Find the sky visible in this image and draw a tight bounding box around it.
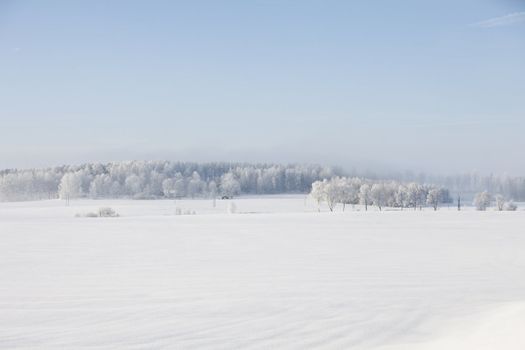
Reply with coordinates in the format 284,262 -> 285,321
1,0 -> 524,174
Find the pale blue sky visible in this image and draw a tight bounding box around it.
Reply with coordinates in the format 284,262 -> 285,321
1,0 -> 524,174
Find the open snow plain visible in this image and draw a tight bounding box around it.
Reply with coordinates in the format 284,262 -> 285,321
1,195 -> 525,349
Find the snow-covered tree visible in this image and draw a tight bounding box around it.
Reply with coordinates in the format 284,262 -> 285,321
495,194 -> 505,211
395,185 -> 408,209
359,184 -> 371,211
124,175 -> 142,196
220,172 -> 241,198
406,183 -> 423,210
310,180 -> 325,211
58,172 -> 83,204
324,179 -> 339,212
162,178 -> 176,198
473,191 -> 491,211
187,171 -> 205,198
89,174 -> 112,198
370,183 -> 385,211
426,187 -> 445,211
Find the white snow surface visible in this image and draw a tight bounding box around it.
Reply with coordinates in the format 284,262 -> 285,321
1,196 -> 525,349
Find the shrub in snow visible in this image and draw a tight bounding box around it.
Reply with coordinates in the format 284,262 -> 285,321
75,209 -> 117,218
504,201 -> 517,211
227,201 -> 237,214
98,207 -> 119,217
175,208 -> 196,215
473,191 -> 491,211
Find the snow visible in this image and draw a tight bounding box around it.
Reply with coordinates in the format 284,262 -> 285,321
1,195 -> 524,349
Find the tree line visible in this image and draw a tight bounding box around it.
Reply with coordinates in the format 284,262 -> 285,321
310,177 -> 519,211
0,161 -> 338,202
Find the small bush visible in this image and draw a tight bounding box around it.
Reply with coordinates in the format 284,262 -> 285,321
504,201 -> 518,211
175,208 -> 196,215
76,207 -> 119,218
98,207 -> 119,217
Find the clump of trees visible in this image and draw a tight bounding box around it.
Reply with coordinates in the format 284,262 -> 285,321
0,161 -> 339,202
474,192 -> 517,211
310,177 -> 451,211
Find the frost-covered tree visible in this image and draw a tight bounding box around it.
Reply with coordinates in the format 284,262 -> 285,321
173,173 -> 186,198
426,187 -> 447,211
162,178 -> 176,198
396,185 -> 408,209
370,183 -> 385,211
495,194 -> 505,211
406,183 -> 423,210
324,179 -> 339,212
337,177 -> 358,211
187,171 -> 205,198
125,174 -> 143,197
148,171 -> 166,197
473,191 -> 491,211
208,180 -> 218,207
310,180 -> 325,211
220,172 -> 241,198
59,172 -> 83,205
89,174 -> 112,198
359,184 -> 371,211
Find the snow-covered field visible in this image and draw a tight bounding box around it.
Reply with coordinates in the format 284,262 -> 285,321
1,196 -> 524,349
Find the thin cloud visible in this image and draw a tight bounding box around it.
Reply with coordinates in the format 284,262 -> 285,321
472,11 -> 525,28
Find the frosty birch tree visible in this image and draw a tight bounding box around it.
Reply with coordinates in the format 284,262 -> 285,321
208,180 -> 218,207
426,188 -> 441,211
310,180 -> 325,212
495,194 -> 505,211
370,183 -> 385,211
58,172 -> 83,205
324,180 -> 339,212
359,184 -> 371,211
